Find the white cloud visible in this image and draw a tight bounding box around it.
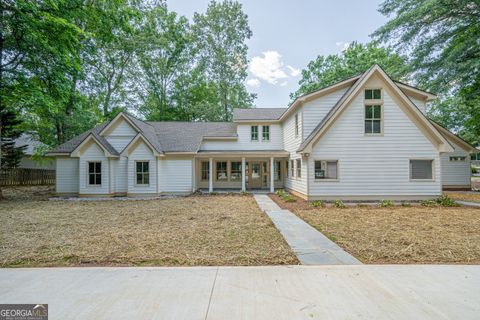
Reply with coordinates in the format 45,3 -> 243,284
246,78 -> 261,88
280,81 -> 288,87
250,51 -> 288,85
287,65 -> 300,77
335,41 -> 351,51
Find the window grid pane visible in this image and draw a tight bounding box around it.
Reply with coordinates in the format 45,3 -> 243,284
231,161 -> 242,180
88,162 -> 101,185
251,126 -> 258,141
262,126 -> 270,141
201,161 -> 209,180
216,161 -> 227,180
296,159 -> 301,178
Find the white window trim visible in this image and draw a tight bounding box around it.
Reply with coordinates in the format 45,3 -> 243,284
134,160 -> 150,186
250,125 -> 259,142
87,161 -> 102,187
313,159 -> 340,182
364,88 -> 384,136
409,158 -> 435,182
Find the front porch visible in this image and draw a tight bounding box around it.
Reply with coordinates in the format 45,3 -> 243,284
194,151 -> 289,193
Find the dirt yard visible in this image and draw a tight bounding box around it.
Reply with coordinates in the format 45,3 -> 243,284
0,186 -> 298,267
270,194 -> 480,264
446,192 -> 480,203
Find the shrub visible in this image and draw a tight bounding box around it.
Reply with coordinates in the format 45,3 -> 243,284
379,199 -> 394,207
436,195 -> 459,207
310,200 -> 325,208
276,189 -> 286,196
283,195 -> 296,203
333,200 -> 346,208
401,202 -> 411,207
472,166 -> 478,174
420,199 -> 438,207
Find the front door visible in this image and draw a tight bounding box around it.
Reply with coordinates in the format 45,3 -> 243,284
249,162 -> 262,189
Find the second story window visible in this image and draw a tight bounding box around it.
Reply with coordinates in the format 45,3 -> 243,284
262,126 -> 270,141
365,89 -> 381,100
251,125 -> 258,141
294,114 -> 299,137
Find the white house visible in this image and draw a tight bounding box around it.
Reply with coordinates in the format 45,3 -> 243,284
48,65 -> 478,200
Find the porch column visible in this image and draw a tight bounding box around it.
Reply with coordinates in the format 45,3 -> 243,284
270,157 -> 274,193
209,158 -> 213,193
241,157 -> 246,192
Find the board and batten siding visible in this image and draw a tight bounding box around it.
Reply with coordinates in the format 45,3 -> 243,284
105,119 -> 137,152
127,141 -> 157,195
78,142 -> 110,195
200,124 -> 283,151
158,157 -> 193,193
308,80 -> 441,199
440,141 -> 471,188
56,157 -> 78,193
282,108 -> 307,195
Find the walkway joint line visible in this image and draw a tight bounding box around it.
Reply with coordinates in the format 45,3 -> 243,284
204,266 -> 219,320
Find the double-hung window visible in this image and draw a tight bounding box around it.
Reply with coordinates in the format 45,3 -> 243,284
290,160 -> 295,177
230,161 -> 242,180
262,126 -> 270,141
251,126 -> 258,141
136,161 -> 150,185
314,160 -> 338,180
364,89 -> 382,134
410,159 -> 434,180
201,161 -> 209,181
216,161 -> 227,180
88,162 -> 102,185
274,160 -> 281,181
294,114 -> 299,137
296,159 -> 301,178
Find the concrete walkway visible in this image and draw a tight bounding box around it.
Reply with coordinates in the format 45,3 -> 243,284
254,194 -> 361,265
456,200 -> 480,207
1,266 -> 479,319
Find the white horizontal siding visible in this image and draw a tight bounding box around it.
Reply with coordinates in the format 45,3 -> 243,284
200,124 -> 283,150
409,96 -> 427,114
308,80 -> 441,198
127,142 -> 157,194
56,157 -> 78,193
105,119 -> 137,152
440,141 -> 471,186
115,156 -> 128,193
79,142 -> 110,195
302,87 -> 349,138
158,158 -> 193,193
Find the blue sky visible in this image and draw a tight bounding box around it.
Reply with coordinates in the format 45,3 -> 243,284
168,0 -> 388,108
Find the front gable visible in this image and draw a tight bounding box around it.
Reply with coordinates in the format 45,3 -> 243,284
299,65 -> 453,154
70,134 -> 117,158
121,134 -> 160,157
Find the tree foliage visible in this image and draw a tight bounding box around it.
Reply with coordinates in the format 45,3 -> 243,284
372,0 -> 480,145
291,42 -> 410,99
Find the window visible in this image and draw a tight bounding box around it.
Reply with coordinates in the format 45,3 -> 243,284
274,161 -> 281,181
296,159 -> 301,178
230,161 -> 242,180
262,125 -> 270,141
410,160 -> 433,180
450,156 -> 466,162
314,160 -> 338,180
201,161 -> 209,181
290,160 -> 295,177
251,126 -> 258,141
365,89 -> 381,100
365,105 -> 382,134
88,162 -> 101,185
294,114 -> 299,137
136,161 -> 150,185
216,161 -> 227,180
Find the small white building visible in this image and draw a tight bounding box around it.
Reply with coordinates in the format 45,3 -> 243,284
47,65 -> 478,199
15,134 -> 55,170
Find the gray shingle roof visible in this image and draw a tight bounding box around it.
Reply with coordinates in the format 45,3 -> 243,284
48,115 -> 238,154
233,108 -> 286,121
49,122 -> 119,156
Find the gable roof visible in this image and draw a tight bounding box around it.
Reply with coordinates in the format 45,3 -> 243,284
430,120 -> 479,153
233,108 -> 286,121
48,122 -> 119,156
70,133 -> 120,157
297,64 -> 453,153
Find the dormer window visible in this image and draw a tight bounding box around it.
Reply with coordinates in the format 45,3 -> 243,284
251,126 -> 258,141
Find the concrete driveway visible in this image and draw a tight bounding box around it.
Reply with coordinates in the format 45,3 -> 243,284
1,265 -> 479,319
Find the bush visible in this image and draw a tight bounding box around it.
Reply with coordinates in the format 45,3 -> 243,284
472,166 -> 478,174
401,202 -> 411,207
436,195 -> 459,207
333,200 -> 346,208
379,199 -> 394,207
310,200 -> 325,208
420,199 -> 438,207
283,195 -> 296,202
276,189 -> 286,196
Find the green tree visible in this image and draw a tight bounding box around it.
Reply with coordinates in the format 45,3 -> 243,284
193,0 -> 255,121
291,42 -> 410,99
373,0 -> 480,145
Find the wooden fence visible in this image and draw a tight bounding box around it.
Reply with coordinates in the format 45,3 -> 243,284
0,168 -> 55,186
